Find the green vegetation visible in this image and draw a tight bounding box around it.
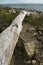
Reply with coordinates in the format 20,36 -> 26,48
0,6 -> 20,32
0,11 -> 19,26
0,5 -> 43,33
24,14 -> 43,26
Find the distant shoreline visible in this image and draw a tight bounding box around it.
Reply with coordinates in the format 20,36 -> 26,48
0,4 -> 43,12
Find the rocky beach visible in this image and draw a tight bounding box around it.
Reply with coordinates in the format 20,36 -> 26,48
0,6 -> 43,65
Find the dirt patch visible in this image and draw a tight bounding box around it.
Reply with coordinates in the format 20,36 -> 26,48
10,22 -> 43,65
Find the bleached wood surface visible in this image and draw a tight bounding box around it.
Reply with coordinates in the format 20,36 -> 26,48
0,10 -> 32,65
0,11 -> 27,65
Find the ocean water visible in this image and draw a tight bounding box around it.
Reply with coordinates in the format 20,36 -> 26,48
2,4 -> 43,12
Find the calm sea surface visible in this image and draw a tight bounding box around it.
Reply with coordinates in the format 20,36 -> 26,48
2,4 -> 43,12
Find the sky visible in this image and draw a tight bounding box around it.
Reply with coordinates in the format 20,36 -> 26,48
0,0 -> 43,4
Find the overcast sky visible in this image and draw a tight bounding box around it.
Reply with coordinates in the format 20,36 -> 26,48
0,0 -> 43,4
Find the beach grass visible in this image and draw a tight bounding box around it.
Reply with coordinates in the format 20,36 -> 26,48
0,6 -> 20,32
24,14 -> 43,25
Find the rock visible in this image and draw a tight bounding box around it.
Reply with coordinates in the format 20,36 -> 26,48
29,27 -> 36,31
40,63 -> 43,65
32,60 -> 37,65
39,31 -> 42,35
24,41 -> 36,56
32,32 -> 37,37
38,31 -> 43,36
37,36 -> 43,43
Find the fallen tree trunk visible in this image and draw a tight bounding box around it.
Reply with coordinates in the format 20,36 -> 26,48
0,11 -> 27,65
